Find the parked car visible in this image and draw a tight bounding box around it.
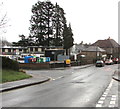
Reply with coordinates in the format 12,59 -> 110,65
105,59 -> 114,65
113,58 -> 119,64
96,60 -> 104,67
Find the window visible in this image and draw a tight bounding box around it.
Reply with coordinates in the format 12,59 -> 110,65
8,49 -> 11,52
2,48 -> 5,52
42,48 -> 44,52
30,48 -> 33,51
35,48 -> 38,52
19,49 -> 22,52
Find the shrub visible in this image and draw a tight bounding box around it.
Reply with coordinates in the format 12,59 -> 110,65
2,56 -> 19,71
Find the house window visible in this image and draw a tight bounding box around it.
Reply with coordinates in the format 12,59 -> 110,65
13,49 -> 16,52
30,48 -> 33,51
19,49 -> 22,52
2,48 -> 5,52
8,49 -> 11,52
35,48 -> 38,52
23,49 -> 27,53
42,48 -> 44,52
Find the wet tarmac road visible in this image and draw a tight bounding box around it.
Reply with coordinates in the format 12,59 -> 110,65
2,64 -> 119,107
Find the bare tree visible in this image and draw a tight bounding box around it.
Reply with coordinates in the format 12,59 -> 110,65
0,13 -> 7,29
0,2 -> 8,34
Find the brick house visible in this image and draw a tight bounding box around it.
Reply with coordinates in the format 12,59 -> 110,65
92,37 -> 120,58
77,46 -> 106,63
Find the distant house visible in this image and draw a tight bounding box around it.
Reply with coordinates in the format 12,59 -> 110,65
92,37 -> 120,58
77,46 -> 106,61
70,44 -> 87,60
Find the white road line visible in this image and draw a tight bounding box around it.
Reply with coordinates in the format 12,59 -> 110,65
112,95 -> 116,98
111,97 -> 116,101
109,105 -> 115,107
110,101 -> 116,105
57,76 -> 64,79
96,104 -> 102,107
96,79 -> 114,107
100,97 -> 106,100
98,101 -> 104,104
102,94 -> 107,97
52,76 -> 64,81
108,95 -> 117,107
103,92 -> 108,95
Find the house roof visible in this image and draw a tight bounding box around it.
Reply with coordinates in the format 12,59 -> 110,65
75,44 -> 86,51
92,38 -> 119,48
83,46 -> 105,52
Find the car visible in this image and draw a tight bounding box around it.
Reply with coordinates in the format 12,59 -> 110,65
105,59 -> 114,65
96,60 -> 104,67
113,58 -> 119,64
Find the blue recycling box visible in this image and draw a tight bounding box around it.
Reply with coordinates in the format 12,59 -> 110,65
24,56 -> 33,63
46,57 -> 50,62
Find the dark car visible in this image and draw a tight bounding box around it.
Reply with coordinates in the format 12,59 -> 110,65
96,60 -> 104,67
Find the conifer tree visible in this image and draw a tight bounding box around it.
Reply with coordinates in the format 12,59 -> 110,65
63,23 -> 74,55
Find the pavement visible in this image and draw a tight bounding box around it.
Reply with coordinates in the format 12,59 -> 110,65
0,64 -> 119,93
0,74 -> 51,92
112,68 -> 120,82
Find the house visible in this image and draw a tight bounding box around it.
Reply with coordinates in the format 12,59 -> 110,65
77,46 -> 106,63
70,44 -> 87,60
92,37 -> 120,58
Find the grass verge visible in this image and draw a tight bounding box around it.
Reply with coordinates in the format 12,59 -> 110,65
0,69 -> 32,83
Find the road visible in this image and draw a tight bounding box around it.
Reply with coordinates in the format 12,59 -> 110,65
2,64 -> 119,107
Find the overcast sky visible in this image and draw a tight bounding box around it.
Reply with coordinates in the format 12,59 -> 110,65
1,0 -> 119,44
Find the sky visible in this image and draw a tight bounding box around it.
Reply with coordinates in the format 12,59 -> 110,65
1,0 -> 119,44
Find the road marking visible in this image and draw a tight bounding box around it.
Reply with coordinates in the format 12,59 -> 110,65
96,104 -> 102,107
98,101 -> 104,104
112,95 -> 116,98
102,94 -> 107,97
103,92 -> 108,95
52,76 -> 64,81
109,105 -> 115,107
110,101 -> 116,105
96,79 -> 114,107
111,97 -> 116,101
100,97 -> 106,100
108,95 -> 117,107
57,76 -> 64,79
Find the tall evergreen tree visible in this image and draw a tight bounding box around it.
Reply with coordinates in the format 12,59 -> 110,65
29,0 -> 74,48
52,3 -> 67,46
63,23 -> 74,55
29,1 -> 54,46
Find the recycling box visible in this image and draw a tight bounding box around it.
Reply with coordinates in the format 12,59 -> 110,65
24,56 -> 33,63
46,57 -> 50,62
42,57 -> 46,62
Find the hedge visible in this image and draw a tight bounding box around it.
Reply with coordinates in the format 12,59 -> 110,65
2,56 -> 19,71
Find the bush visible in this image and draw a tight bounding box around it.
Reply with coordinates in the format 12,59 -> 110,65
2,56 -> 19,71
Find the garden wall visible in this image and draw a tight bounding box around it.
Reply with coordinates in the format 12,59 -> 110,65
19,63 -> 50,70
